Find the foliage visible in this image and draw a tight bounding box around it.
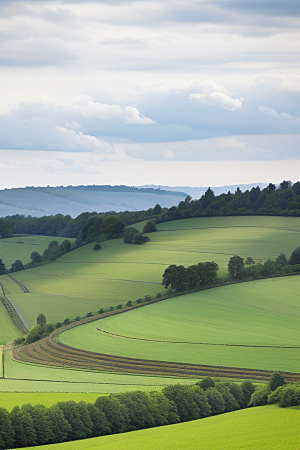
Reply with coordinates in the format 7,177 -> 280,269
268,372 -> 286,391
249,386 -> 270,407
228,255 -> 244,280
10,259 -> 24,272
289,246 -> 300,265
162,261 -> 218,292
0,259 -> 6,275
101,216 -> 125,238
245,256 -> 255,265
276,253 -> 287,266
0,219 -> 13,238
93,243 -> 101,250
30,251 -> 42,264
123,227 -> 139,243
143,219 -> 157,233
196,377 -> 215,391
37,313 -> 46,328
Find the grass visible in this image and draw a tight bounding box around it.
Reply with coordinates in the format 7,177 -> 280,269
0,300 -> 20,344
0,235 -> 74,268
2,350 -> 197,393
1,216 -> 299,324
59,276 -> 300,373
0,392 -> 107,411
20,405 -> 300,450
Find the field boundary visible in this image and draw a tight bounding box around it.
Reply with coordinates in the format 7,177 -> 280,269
96,328 -> 300,349
0,281 -> 29,334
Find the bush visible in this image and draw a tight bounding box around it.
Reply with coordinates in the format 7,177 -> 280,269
268,372 -> 286,391
196,377 -> 215,391
249,386 -> 270,406
93,243 -> 101,250
143,220 -> 157,233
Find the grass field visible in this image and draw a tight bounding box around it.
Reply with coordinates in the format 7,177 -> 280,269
59,276 -> 300,373
1,216 -> 299,325
20,405 -> 300,450
0,235 -> 74,268
0,392 -> 107,411
2,350 -> 197,394
0,300 -> 20,344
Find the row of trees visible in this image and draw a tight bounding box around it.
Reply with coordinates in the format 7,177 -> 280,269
162,262 -> 219,293
228,246 -> 300,281
3,181 -> 299,243
156,181 -> 300,222
0,378 -> 258,449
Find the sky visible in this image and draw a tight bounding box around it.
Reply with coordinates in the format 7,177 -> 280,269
0,0 -> 299,189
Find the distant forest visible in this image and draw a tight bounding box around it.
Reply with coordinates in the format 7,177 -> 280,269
1,180 -> 299,242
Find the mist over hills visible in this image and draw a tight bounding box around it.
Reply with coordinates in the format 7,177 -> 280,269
0,183 -> 267,218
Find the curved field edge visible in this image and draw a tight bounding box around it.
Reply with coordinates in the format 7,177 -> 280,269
57,276 -> 300,373
20,405 -> 300,450
3,216 -> 300,324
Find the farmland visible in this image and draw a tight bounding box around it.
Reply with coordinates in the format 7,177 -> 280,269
19,405 -> 300,450
0,235 -> 74,268
0,216 -> 299,325
57,276 -> 300,373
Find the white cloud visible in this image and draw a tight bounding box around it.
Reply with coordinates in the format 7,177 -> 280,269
72,96 -> 155,125
56,126 -> 114,152
189,92 -> 243,111
259,106 -> 300,123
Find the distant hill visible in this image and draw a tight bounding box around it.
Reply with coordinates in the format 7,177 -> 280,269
141,183 -> 268,199
0,185 -> 187,218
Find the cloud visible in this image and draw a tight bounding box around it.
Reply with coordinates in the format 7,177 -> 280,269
73,96 -> 155,124
189,92 -> 243,111
259,106 -> 300,123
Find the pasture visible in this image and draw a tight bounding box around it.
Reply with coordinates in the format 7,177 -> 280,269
59,276 -> 300,373
20,405 -> 300,450
0,235 -> 74,268
2,350 -> 196,393
0,301 -> 19,344
1,216 -> 299,325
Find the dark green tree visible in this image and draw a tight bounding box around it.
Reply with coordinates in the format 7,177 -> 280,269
86,404 -> 111,437
249,386 -> 270,406
276,253 -> 287,266
132,233 -> 149,245
22,404 -> 53,446
153,204 -> 162,215
0,259 -> 6,275
123,227 -> 139,244
148,391 -> 179,426
245,257 -> 255,265
56,401 -> 87,441
48,405 -> 71,444
215,383 -> 239,412
10,259 -> 24,272
261,259 -> 280,276
205,387 -> 225,415
101,216 -> 125,237
289,246 -> 300,265
162,384 -> 205,422
0,407 -> 15,450
143,219 -> 157,233
0,219 -> 13,238
279,180 -> 292,189
30,251 -> 42,264
196,377 -> 215,391
37,313 -> 46,328
10,406 -> 37,448
268,372 -> 286,392
117,391 -> 156,431
241,380 -> 255,407
60,240 -> 72,253
228,255 -> 244,280
95,395 -> 130,434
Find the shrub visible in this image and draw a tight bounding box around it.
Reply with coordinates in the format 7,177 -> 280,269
268,372 -> 286,391
196,377 -> 215,391
93,244 -> 101,251
249,386 -> 270,406
117,304 -> 123,310
98,308 -> 105,314
143,220 -> 157,233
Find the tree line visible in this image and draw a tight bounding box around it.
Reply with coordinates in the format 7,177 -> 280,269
0,378 -> 257,449
2,181 -> 299,243
1,373 -> 297,449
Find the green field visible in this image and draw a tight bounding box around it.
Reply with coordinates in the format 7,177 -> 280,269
0,235 -> 74,268
0,301 -> 20,344
1,216 -> 299,325
59,276 -> 300,373
0,392 -> 107,411
20,405 -> 300,450
2,350 -> 196,394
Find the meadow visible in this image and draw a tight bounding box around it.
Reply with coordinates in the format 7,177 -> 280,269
0,301 -> 19,344
58,276 -> 300,373
1,216 -> 299,326
1,349 -> 196,393
0,235 -> 73,268
20,405 -> 300,450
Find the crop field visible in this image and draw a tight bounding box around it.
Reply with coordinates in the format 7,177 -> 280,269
58,276 -> 300,373
0,235 -> 74,268
20,405 -> 300,450
1,216 -> 299,325
2,350 -> 196,393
